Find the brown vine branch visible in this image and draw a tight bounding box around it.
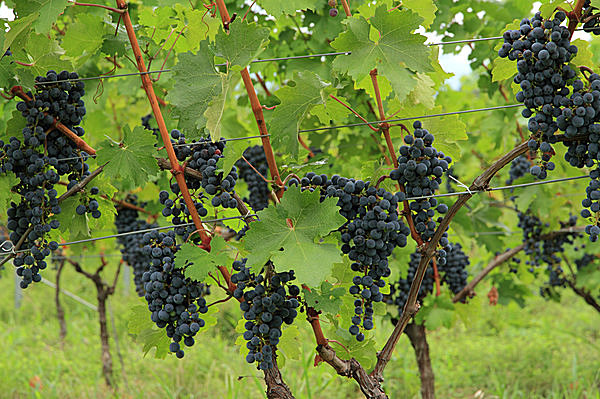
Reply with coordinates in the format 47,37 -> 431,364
371,141 -> 530,381
340,0 -> 351,17
567,0 -> 587,38
114,0 -> 211,250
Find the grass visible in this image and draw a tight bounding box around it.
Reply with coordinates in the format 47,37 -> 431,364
0,262 -> 598,399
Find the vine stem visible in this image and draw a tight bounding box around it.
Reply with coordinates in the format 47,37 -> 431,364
368,70 -> 424,247
114,0 -> 211,250
213,0 -> 285,200
370,141 -> 530,381
340,0 -> 351,17
567,0 -> 587,38
10,86 -> 97,155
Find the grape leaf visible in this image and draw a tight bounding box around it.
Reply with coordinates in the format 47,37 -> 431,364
128,304 -> 170,359
95,126 -> 160,191
55,196 -> 91,240
257,0 -> 320,16
2,13 -> 38,56
62,14 -> 104,58
268,71 -> 330,159
539,1 -> 569,18
15,33 -> 72,87
0,173 -> 19,211
492,57 -> 516,82
166,42 -> 221,138
310,95 -> 351,125
419,112 -> 468,159
216,138 -> 249,176
402,0 -> 437,28
0,56 -> 16,89
276,324 -> 302,367
303,281 -> 346,315
14,0 -> 69,33
570,39 -> 594,69
176,236 -> 232,283
213,20 -> 270,70
331,6 -> 433,102
243,187 -> 345,287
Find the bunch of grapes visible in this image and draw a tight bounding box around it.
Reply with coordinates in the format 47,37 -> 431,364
328,0 -> 338,17
387,243 -> 469,320
231,259 -> 300,370
235,145 -> 270,211
0,70 -> 99,288
290,173 -> 410,341
141,113 -> 160,142
582,0 -> 600,35
141,229 -> 210,358
506,155 -> 534,185
389,121 -> 452,263
157,129 -> 240,243
114,195 -> 158,296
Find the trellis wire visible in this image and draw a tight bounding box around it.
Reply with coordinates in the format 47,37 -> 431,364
50,105 -> 522,164
0,214 -> 256,258
403,174 -> 590,202
28,27 -> 590,87
0,174 -> 590,261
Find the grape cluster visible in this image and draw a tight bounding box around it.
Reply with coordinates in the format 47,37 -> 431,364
141,113 -> 160,142
231,259 -> 300,370
387,243 -> 469,319
328,0 -> 338,17
390,121 -> 452,260
235,145 -> 270,211
582,1 -> 600,35
506,155 -> 533,185
0,70 -> 97,288
290,173 -> 410,340
158,129 -> 240,243
141,230 -> 209,358
512,210 -> 582,282
114,195 -> 158,296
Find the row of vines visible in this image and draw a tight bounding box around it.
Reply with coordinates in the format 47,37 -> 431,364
0,0 -> 599,398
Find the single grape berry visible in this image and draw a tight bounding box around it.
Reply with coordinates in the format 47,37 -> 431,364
329,8 -> 338,17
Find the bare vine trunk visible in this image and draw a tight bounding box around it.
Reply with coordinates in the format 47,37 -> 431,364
265,355 -> 295,398
55,261 -> 67,343
405,323 -> 435,399
97,289 -> 113,387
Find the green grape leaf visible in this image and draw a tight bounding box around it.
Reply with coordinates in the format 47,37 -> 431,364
55,196 -> 91,240
539,1 -> 569,18
268,71 -> 330,159
204,74 -> 234,142
62,14 -> 104,58
95,126 -> 160,191
0,174 -> 19,211
2,13 -> 37,56
406,73 -> 436,109
216,138 -> 248,176
415,295 -> 455,330
276,324 -> 302,366
257,0 -> 320,16
176,236 -> 231,283
303,281 -> 346,315
331,6 -> 433,102
0,56 -> 16,89
166,42 -> 221,138
570,39 -> 594,69
3,110 -> 27,143
402,0 -> 437,28
213,20 -> 270,70
492,56 -> 516,82
310,95 -> 352,125
331,327 -> 378,369
15,33 -> 72,87
14,0 -> 69,33
128,304 -> 170,359
419,112 -> 468,159
244,187 -> 345,287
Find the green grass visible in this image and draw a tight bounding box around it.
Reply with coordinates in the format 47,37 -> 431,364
0,263 -> 598,399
